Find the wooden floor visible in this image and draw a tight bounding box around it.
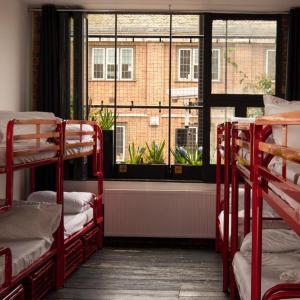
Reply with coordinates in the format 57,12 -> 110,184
47,246 -> 229,300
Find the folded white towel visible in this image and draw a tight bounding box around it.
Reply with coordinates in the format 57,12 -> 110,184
280,270 -> 300,283
27,191 -> 94,214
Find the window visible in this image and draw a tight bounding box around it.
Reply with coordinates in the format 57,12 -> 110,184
211,49 -> 220,81
92,48 -> 105,80
175,127 -> 198,149
178,48 -> 198,81
265,49 -> 276,81
116,125 -> 126,162
92,47 -> 133,80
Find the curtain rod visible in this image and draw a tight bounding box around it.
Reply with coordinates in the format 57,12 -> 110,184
28,7 -> 289,14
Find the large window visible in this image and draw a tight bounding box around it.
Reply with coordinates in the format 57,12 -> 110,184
92,47 -> 133,80
86,13 -> 281,180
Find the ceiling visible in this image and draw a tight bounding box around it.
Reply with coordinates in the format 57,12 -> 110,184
23,0 -> 298,12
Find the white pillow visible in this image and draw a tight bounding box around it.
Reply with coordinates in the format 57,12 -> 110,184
0,111 -> 60,143
65,124 -> 94,141
27,191 -> 93,214
0,203 -> 62,243
240,229 -> 300,253
263,95 -> 300,148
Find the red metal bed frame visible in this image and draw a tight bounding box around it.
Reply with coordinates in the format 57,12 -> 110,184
29,119 -> 104,279
0,118 -> 104,299
0,118 -> 64,299
216,122 -> 232,292
250,111 -> 300,300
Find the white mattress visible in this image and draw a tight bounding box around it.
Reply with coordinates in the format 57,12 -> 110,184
0,239 -> 52,284
64,139 -> 99,158
233,250 -> 300,300
0,141 -> 57,166
218,209 -> 286,243
64,207 -> 94,239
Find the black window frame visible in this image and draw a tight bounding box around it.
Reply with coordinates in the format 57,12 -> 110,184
202,13 -> 284,181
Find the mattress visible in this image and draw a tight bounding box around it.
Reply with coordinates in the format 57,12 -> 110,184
0,239 -> 52,284
233,250 -> 300,300
218,209 -> 286,243
0,142 -> 57,167
64,207 -> 94,239
64,139 -> 100,158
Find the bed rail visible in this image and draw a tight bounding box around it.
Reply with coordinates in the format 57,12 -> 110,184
251,111 -> 300,300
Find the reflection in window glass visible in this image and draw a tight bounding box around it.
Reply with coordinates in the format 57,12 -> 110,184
212,20 -> 277,95
210,107 -> 235,164
247,107 -> 264,118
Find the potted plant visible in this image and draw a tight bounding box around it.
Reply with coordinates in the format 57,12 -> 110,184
116,141 -> 168,179
171,146 -> 203,180
90,108 -> 115,178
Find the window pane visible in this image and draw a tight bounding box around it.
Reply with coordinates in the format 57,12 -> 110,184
121,48 -> 133,80
116,124 -> 126,162
210,107 -> 235,164
170,109 -> 202,165
266,49 -> 276,81
212,20 -> 277,95
93,48 -> 104,79
211,49 -> 220,81
179,49 -> 191,80
116,108 -> 169,164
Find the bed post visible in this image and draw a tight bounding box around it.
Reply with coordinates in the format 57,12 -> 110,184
230,125 -> 238,299
55,121 -> 65,288
5,120 -> 14,207
215,124 -> 222,253
251,124 -> 263,300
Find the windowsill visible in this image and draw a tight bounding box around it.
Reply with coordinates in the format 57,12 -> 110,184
89,79 -> 137,83
175,80 -> 198,83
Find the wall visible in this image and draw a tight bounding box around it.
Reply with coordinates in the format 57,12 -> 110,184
0,0 -> 30,199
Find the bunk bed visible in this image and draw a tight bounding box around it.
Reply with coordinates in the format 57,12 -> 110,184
230,110 -> 300,300
26,119 -> 104,279
0,116 -> 64,299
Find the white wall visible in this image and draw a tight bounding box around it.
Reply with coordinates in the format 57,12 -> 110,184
0,0 -> 30,199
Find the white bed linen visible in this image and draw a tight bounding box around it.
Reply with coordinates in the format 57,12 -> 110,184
0,239 -> 52,284
64,207 -> 94,239
0,141 -> 57,166
233,250 -> 300,300
64,140 -> 96,157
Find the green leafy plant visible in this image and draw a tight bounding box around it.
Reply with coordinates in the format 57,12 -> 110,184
145,141 -> 165,164
128,143 -> 145,164
171,146 -> 203,166
89,108 -> 116,130
171,146 -> 188,164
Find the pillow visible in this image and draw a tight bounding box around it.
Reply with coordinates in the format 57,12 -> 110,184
0,111 -> 60,143
65,124 -> 94,142
230,117 -> 256,123
240,229 -> 300,253
0,203 -> 62,243
263,95 -> 300,148
27,191 -> 94,214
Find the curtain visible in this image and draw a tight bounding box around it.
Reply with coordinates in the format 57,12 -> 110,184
286,8 -> 300,100
36,5 -> 70,190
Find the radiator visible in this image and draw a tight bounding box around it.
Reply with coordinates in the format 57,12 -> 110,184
65,181 -> 216,238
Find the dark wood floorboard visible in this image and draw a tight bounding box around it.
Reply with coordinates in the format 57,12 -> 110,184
46,247 -> 229,300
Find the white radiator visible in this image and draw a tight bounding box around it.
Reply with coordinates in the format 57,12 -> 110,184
65,181 -> 216,238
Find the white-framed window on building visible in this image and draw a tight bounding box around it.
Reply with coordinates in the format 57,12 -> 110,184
211,48 -> 220,82
92,48 -> 105,80
265,49 -> 276,81
178,48 -> 198,81
175,126 -> 198,149
92,47 -> 133,81
116,124 -> 126,162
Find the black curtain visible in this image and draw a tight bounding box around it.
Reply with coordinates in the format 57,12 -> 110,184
286,8 -> 300,100
36,5 -> 70,190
